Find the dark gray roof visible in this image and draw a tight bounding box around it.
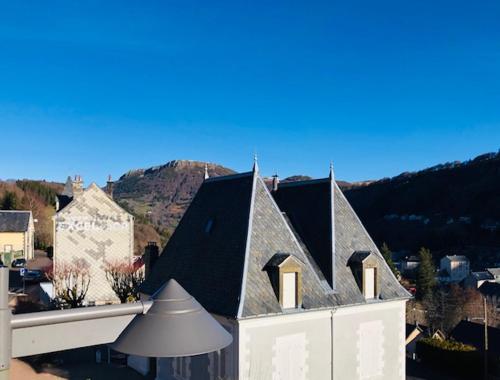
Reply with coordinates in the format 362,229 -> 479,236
487,268 -> 500,277
141,170 -> 410,319
265,253 -> 291,268
141,172 -> 254,317
0,211 -> 31,232
471,271 -> 494,281
479,281 -> 500,298
348,251 -> 373,264
56,195 -> 73,211
275,180 -> 410,306
451,320 -> 500,353
274,179 -> 334,287
444,255 -> 469,261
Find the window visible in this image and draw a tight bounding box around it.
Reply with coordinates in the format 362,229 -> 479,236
364,268 -> 376,299
348,251 -> 379,300
265,254 -> 303,310
282,272 -> 297,308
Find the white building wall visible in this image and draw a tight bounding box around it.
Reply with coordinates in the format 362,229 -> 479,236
155,301 -> 406,380
333,301 -> 406,380
238,310 -> 332,380
53,184 -> 134,304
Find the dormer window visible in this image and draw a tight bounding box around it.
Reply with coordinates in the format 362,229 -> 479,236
348,251 -> 379,300
363,267 -> 376,299
282,272 -> 298,308
265,254 -> 302,309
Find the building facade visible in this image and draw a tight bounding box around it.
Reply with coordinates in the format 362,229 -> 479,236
0,210 -> 35,264
439,255 -> 470,283
141,163 -> 410,380
53,176 -> 134,304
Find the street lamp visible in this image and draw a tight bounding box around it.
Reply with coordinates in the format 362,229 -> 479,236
111,278 -> 232,357
0,267 -> 232,379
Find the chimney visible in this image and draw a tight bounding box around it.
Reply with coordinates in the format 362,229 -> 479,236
272,173 -> 279,192
72,175 -> 84,196
106,174 -> 114,198
144,242 -> 160,279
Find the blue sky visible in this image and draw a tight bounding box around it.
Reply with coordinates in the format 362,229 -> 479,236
0,1 -> 499,184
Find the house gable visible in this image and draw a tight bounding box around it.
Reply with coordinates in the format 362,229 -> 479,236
56,183 -> 132,221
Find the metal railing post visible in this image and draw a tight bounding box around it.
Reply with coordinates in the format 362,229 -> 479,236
0,267 -> 11,379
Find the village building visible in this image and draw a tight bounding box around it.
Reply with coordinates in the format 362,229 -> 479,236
0,210 -> 35,265
451,320 -> 500,356
140,162 -> 410,380
405,323 -> 445,360
479,281 -> 500,308
438,255 -> 470,283
399,255 -> 420,277
53,176 -> 134,304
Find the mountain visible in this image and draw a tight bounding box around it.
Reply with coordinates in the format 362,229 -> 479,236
343,151 -> 500,268
112,160 -> 235,246
5,151 -> 499,265
113,153 -> 500,266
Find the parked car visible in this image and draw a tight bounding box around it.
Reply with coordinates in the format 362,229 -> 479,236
23,269 -> 45,282
11,258 -> 27,268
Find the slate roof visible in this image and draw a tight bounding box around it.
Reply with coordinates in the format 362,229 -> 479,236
275,179 -> 410,306
141,169 -> 410,319
348,251 -> 373,264
0,210 -> 31,232
444,255 -> 469,262
479,281 -> 500,298
141,172 -> 254,317
56,195 -> 73,211
273,179 -> 334,287
451,320 -> 500,354
487,268 -> 500,277
471,271 -> 494,281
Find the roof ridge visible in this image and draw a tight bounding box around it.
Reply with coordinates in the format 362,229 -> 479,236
204,171 -> 253,183
236,169 -> 258,318
278,178 -> 331,188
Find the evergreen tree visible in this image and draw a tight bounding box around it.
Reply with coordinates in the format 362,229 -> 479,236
1,191 -> 19,210
380,242 -> 400,278
416,247 -> 436,300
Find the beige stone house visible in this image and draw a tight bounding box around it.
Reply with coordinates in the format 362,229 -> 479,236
0,210 -> 35,264
53,176 -> 134,304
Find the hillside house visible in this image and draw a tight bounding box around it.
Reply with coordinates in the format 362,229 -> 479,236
479,282 -> 500,308
438,255 -> 470,283
399,255 -> 420,277
141,162 -> 410,380
53,176 -> 134,304
405,323 -> 445,359
487,267 -> 500,282
451,320 -> 500,356
0,210 -> 35,265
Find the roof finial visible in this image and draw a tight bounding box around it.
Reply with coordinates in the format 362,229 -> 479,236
253,153 -> 259,173
272,171 -> 279,192
204,163 -> 209,180
329,161 -> 335,180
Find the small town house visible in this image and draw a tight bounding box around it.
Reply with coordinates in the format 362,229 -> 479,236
0,210 -> 35,265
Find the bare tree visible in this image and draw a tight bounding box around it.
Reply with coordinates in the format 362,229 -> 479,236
105,260 -> 144,303
49,260 -> 90,308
